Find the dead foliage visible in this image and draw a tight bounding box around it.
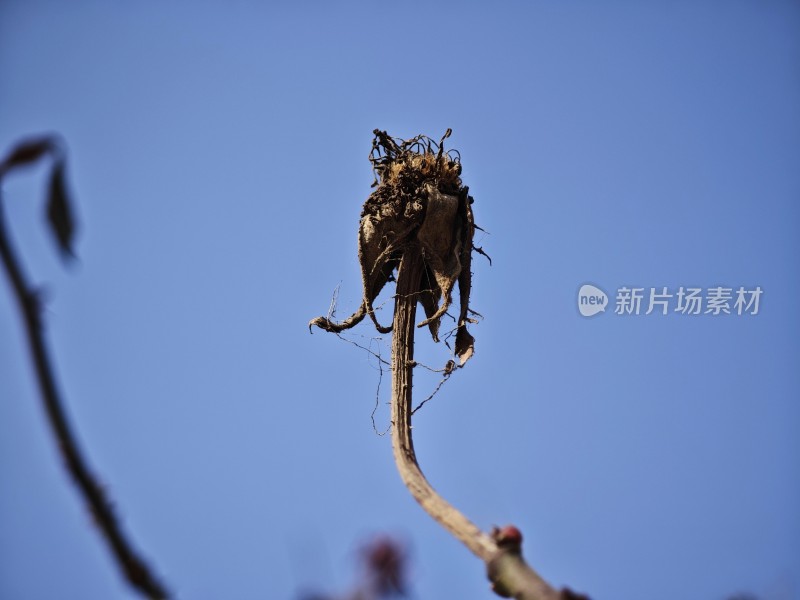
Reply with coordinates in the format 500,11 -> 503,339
310,129 -> 481,365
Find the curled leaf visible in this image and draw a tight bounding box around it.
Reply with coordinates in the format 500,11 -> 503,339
0,136 -> 56,176
47,159 -> 77,259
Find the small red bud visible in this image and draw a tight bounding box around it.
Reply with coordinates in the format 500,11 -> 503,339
492,524 -> 523,549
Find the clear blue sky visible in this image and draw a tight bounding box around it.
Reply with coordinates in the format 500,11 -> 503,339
1,2 -> 798,599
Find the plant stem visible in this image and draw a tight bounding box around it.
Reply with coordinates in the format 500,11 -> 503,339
389,241 -> 495,560
389,241 -> 574,600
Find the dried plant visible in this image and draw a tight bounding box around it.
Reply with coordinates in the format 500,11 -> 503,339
310,130 -> 587,600
310,128 -> 480,366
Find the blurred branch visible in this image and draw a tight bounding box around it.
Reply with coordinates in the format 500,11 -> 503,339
299,535 -> 408,600
0,136 -> 170,600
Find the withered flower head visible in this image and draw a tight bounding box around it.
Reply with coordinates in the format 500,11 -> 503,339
310,128 -> 480,365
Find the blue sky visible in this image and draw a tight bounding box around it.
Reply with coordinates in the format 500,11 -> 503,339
1,2 -> 798,599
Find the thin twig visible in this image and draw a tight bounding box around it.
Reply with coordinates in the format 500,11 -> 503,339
335,332 -> 391,368
411,360 -> 455,415
0,190 -> 170,599
367,336 -> 390,436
